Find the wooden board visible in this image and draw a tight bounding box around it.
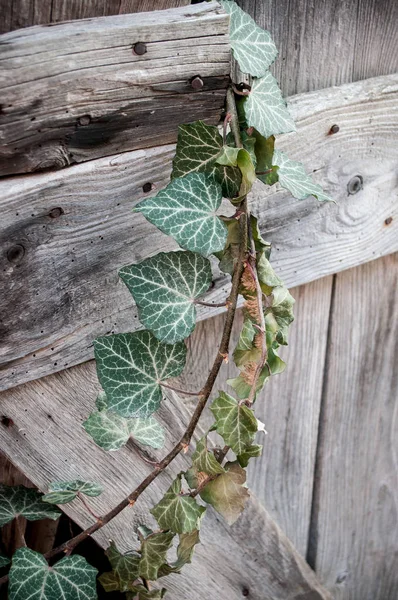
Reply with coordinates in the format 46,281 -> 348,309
0,362 -> 331,600
0,1 -> 229,176
1,74 -> 397,391
241,0 -> 398,97
177,277 -> 334,557
307,253 -> 398,599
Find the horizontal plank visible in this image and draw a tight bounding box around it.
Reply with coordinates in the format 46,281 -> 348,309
0,73 -> 397,391
0,1 -> 229,176
0,362 -> 331,599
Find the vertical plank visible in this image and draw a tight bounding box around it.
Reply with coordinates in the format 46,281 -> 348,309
308,253 -> 398,598
179,276 -> 334,556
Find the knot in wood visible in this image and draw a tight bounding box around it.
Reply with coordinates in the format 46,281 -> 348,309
7,244 -> 25,265
347,175 -> 363,195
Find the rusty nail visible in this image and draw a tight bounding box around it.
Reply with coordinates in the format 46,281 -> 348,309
329,124 -> 340,134
7,244 -> 25,264
347,175 -> 363,195
133,42 -> 147,56
78,115 -> 91,126
385,216 -> 393,225
191,76 -> 204,90
142,182 -> 153,193
48,207 -> 64,219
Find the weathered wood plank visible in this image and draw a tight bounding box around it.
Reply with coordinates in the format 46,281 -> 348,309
0,74 -> 396,391
0,1 -> 229,176
178,277 -> 334,556
240,0 -> 398,97
307,253 -> 398,599
0,364 -> 331,599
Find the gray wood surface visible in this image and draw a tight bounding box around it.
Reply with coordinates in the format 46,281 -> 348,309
0,2 -> 229,176
1,74 -> 397,391
0,363 -> 331,600
239,0 -> 398,97
307,253 -> 398,599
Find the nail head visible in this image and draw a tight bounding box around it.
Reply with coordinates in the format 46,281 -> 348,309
191,76 -> 204,90
48,207 -> 64,219
78,115 -> 91,126
330,124 -> 340,134
134,42 -> 147,56
385,216 -> 393,225
142,182 -> 153,193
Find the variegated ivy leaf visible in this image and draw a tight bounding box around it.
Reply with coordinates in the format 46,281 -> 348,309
42,480 -> 103,505
8,548 -> 97,600
139,531 -> 175,581
200,462 -> 249,525
226,130 -> 257,168
228,365 -> 270,400
257,253 -> 283,295
192,437 -> 225,477
172,121 -> 241,198
134,173 -> 227,257
273,149 -> 332,202
244,73 -> 296,139
158,530 -> 200,577
119,251 -> 212,344
84,394 -> 165,452
0,485 -> 61,526
94,331 -> 186,418
151,474 -> 206,534
0,553 -> 10,568
266,285 -> 295,346
99,541 -> 140,593
221,1 -> 277,77
210,392 -> 258,455
127,585 -> 167,600
237,444 -> 263,468
233,318 -> 262,367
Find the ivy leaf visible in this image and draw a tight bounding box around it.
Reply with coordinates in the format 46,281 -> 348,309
0,485 -> 61,526
227,365 -> 270,400
119,251 -> 212,344
0,553 -> 10,568
214,217 -> 241,275
8,548 -> 97,600
94,331 -> 186,418
139,531 -> 175,581
127,585 -> 167,599
172,121 -> 241,198
192,437 -> 225,477
210,392 -> 258,455
257,253 -> 283,295
221,1 -> 277,77
84,393 -> 165,451
265,285 -> 295,345
150,474 -> 206,534
99,541 -> 140,593
237,444 -> 263,468
200,462 -> 249,525
42,480 -> 103,505
244,73 -> 296,139
216,147 -> 256,202
158,530 -> 200,577
233,318 -> 262,367
273,149 -> 332,202
134,173 -> 227,256
252,130 -> 279,185
226,130 -> 257,168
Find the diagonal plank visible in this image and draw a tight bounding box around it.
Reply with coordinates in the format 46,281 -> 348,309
0,359 -> 331,599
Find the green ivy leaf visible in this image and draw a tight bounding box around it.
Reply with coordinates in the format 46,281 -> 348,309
216,147 -> 256,202
99,541 -> 140,593
0,553 -> 10,568
8,548 -> 97,600
119,251 -> 212,344
42,480 -> 103,505
158,530 -> 200,577
221,1 -> 277,77
265,285 -> 295,345
151,474 -> 206,534
172,121 -> 241,198
191,437 -> 225,477
227,365 -> 270,400
200,462 -> 249,525
273,149 -> 332,202
237,444 -> 263,468
210,392 -> 258,454
139,531 -> 175,581
84,395 -> 165,452
226,130 -> 257,169
127,585 -> 167,599
233,318 -> 262,367
94,331 -> 186,418
257,253 -> 283,295
251,130 -> 279,185
0,485 -> 61,526
134,173 -> 227,256
244,73 -> 296,139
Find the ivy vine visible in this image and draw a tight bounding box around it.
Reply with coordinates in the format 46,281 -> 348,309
0,2 -> 331,598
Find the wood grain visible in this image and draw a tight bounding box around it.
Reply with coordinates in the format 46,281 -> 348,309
238,0 -> 398,97
0,364 -> 331,599
307,253 -> 398,599
0,1 -> 229,176
1,74 -> 397,391
178,277 -> 334,556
